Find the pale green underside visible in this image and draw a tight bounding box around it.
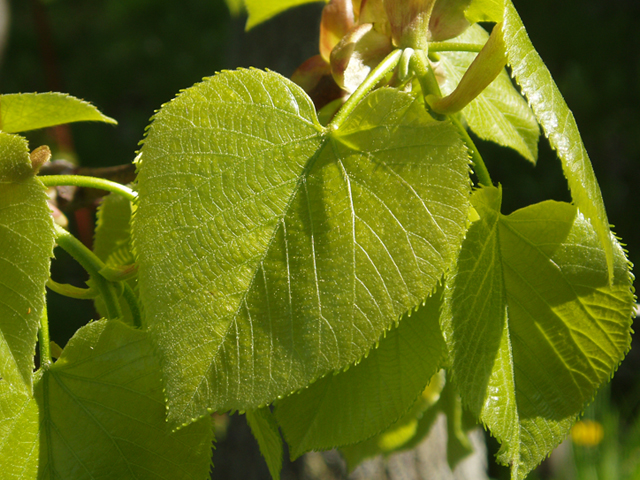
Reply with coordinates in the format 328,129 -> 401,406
134,69 -> 471,426
0,320 -> 213,480
443,187 -> 633,480
0,93 -> 116,133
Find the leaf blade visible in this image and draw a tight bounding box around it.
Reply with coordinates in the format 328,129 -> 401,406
246,408 -> 283,480
0,93 -> 116,133
244,0 -> 326,30
0,133 -> 55,393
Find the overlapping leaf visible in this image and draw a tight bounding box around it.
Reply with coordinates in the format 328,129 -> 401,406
0,93 -> 116,134
246,408 -> 283,480
0,320 -> 214,480
501,0 -> 614,279
0,133 -> 55,393
437,24 -> 539,163
442,187 -> 634,479
134,69 -> 471,425
275,288 -> 446,458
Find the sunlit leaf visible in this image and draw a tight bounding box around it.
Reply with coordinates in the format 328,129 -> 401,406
275,288 -> 446,458
464,0 -> 503,23
443,187 -> 634,479
0,93 -> 116,134
0,320 -> 214,480
437,25 -> 539,163
244,0 -> 326,30
134,69 -> 471,425
0,133 -> 55,393
246,408 -> 283,480
502,1 -> 614,279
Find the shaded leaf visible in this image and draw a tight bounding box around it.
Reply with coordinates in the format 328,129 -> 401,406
0,133 -> 55,393
437,24 -> 539,163
244,0 -> 326,30
0,93 -> 116,134
443,187 -> 634,479
246,408 -> 283,480
0,320 -> 214,480
275,287 -> 446,458
134,69 -> 471,425
502,1 -> 614,278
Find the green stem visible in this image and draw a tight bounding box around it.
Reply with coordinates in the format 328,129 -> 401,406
47,278 -> 98,299
39,305 -> 51,367
412,49 -> 493,187
40,175 -> 137,202
53,223 -> 122,319
429,42 -> 483,53
329,48 -> 403,131
122,283 -> 142,329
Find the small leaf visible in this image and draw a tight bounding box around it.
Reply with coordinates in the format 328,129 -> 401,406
0,320 -> 214,480
437,25 -> 539,163
275,288 -> 446,458
502,0 -> 614,279
244,0 -> 327,30
134,69 -> 471,425
0,132 -> 55,393
464,0 -> 503,23
0,93 -> 116,134
246,408 -> 283,480
443,187 -> 634,479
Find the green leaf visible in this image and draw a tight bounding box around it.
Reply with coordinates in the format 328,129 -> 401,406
133,69 -> 471,425
443,187 -> 634,479
438,25 -> 539,163
0,133 -> 55,393
246,408 -> 283,480
0,381 -> 39,478
275,288 -> 446,458
502,1 -> 614,279
244,0 -> 326,30
0,320 -> 214,480
224,0 -> 245,16
0,93 -> 116,134
464,0 -> 504,23
340,372 -> 444,470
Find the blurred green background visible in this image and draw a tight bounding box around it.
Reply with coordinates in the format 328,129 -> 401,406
1,1 -> 638,478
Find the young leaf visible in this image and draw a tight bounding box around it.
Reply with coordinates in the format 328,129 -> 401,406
275,287 -> 446,458
134,69 -> 471,425
0,132 -> 55,393
246,408 -> 283,480
0,93 -> 116,134
244,0 -> 326,30
502,1 -> 614,279
0,320 -> 214,480
443,187 -> 634,479
437,25 -> 539,163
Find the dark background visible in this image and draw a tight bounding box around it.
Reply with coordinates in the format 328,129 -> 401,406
1,1 -> 638,478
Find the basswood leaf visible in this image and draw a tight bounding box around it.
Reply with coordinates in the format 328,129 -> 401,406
437,24 -> 539,163
464,0 -> 503,23
0,320 -> 214,480
246,408 -> 283,480
244,0 -> 326,30
0,133 -> 55,393
275,287 -> 446,458
502,1 -> 614,279
442,187 -> 634,480
0,93 -> 116,134
134,69 -> 471,425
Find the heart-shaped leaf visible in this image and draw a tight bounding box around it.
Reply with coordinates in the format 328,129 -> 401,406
0,133 -> 55,393
0,320 -> 214,480
133,69 -> 471,425
442,187 -> 634,479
